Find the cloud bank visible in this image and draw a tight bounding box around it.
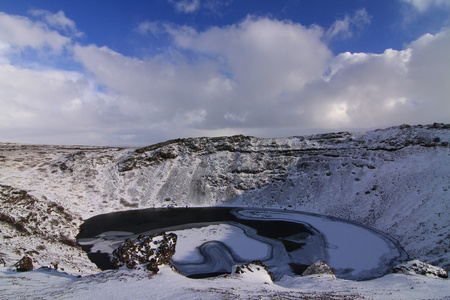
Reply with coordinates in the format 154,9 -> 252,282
0,10 -> 449,145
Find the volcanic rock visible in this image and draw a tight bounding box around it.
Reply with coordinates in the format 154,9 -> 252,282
302,260 -> 335,277
111,232 -> 177,274
16,256 -> 33,272
232,260 -> 273,283
393,260 -> 448,278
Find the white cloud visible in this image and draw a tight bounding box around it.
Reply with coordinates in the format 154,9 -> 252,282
203,0 -> 233,15
0,64 -> 117,143
136,21 -> 162,36
325,9 -> 371,41
304,49 -> 415,127
29,9 -> 83,37
167,0 -> 232,16
401,0 -> 450,12
0,11 -> 449,146
168,0 -> 201,14
169,17 -> 331,96
73,43 -> 237,129
0,12 -> 70,52
69,17 -> 333,141
303,28 -> 450,129
405,29 -> 450,120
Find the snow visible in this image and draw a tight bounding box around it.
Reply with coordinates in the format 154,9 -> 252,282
172,224 -> 271,262
78,231 -> 134,255
169,223 -> 285,277
0,124 -> 449,298
1,265 -> 449,299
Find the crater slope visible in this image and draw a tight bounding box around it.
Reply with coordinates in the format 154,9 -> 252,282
0,123 -> 449,273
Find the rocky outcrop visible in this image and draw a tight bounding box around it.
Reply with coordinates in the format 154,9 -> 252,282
393,260 -> 448,278
302,261 -> 335,278
0,185 -> 77,246
16,256 -> 33,272
118,123 -> 450,173
234,260 -> 270,275
111,233 -> 177,274
232,260 -> 273,283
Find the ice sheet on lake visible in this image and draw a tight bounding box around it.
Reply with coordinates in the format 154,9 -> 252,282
233,208 -> 408,280
77,208 -> 407,281
170,223 -> 291,278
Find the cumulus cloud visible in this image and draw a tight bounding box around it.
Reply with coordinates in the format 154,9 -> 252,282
309,28 -> 450,128
0,11 -> 449,145
0,64 -> 120,144
405,29 -> 450,120
75,16 -> 449,141
89,17 -> 331,132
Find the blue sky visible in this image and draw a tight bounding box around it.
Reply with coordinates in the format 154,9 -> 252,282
0,0 -> 449,145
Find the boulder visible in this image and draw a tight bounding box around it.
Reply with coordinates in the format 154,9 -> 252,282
232,260 -> 273,283
111,232 -> 177,274
393,260 -> 448,278
16,256 -> 33,272
302,260 -> 335,278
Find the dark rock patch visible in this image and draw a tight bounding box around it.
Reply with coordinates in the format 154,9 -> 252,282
302,260 -> 335,277
16,256 -> 33,272
233,260 -> 273,281
393,260 -> 448,278
111,232 -> 177,274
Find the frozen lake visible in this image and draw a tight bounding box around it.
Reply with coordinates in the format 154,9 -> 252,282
76,207 -> 407,281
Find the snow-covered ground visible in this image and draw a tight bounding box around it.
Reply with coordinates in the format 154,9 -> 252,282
1,265 -> 449,299
1,124 -> 449,299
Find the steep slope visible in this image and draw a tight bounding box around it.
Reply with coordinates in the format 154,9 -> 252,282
0,123 -> 449,274
113,123 -> 450,270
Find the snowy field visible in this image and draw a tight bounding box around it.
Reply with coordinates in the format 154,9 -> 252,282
1,124 -> 449,299
1,264 -> 449,299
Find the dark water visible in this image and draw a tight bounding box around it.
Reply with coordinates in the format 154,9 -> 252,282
77,207 -> 312,239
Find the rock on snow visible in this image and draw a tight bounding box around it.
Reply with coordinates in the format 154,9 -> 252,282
393,260 -> 448,278
111,233 -> 177,273
302,260 -> 335,278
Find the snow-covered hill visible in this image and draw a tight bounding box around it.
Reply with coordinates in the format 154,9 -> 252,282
1,123 -> 449,298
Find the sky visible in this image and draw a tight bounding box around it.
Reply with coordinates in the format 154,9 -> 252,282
0,0 -> 449,146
